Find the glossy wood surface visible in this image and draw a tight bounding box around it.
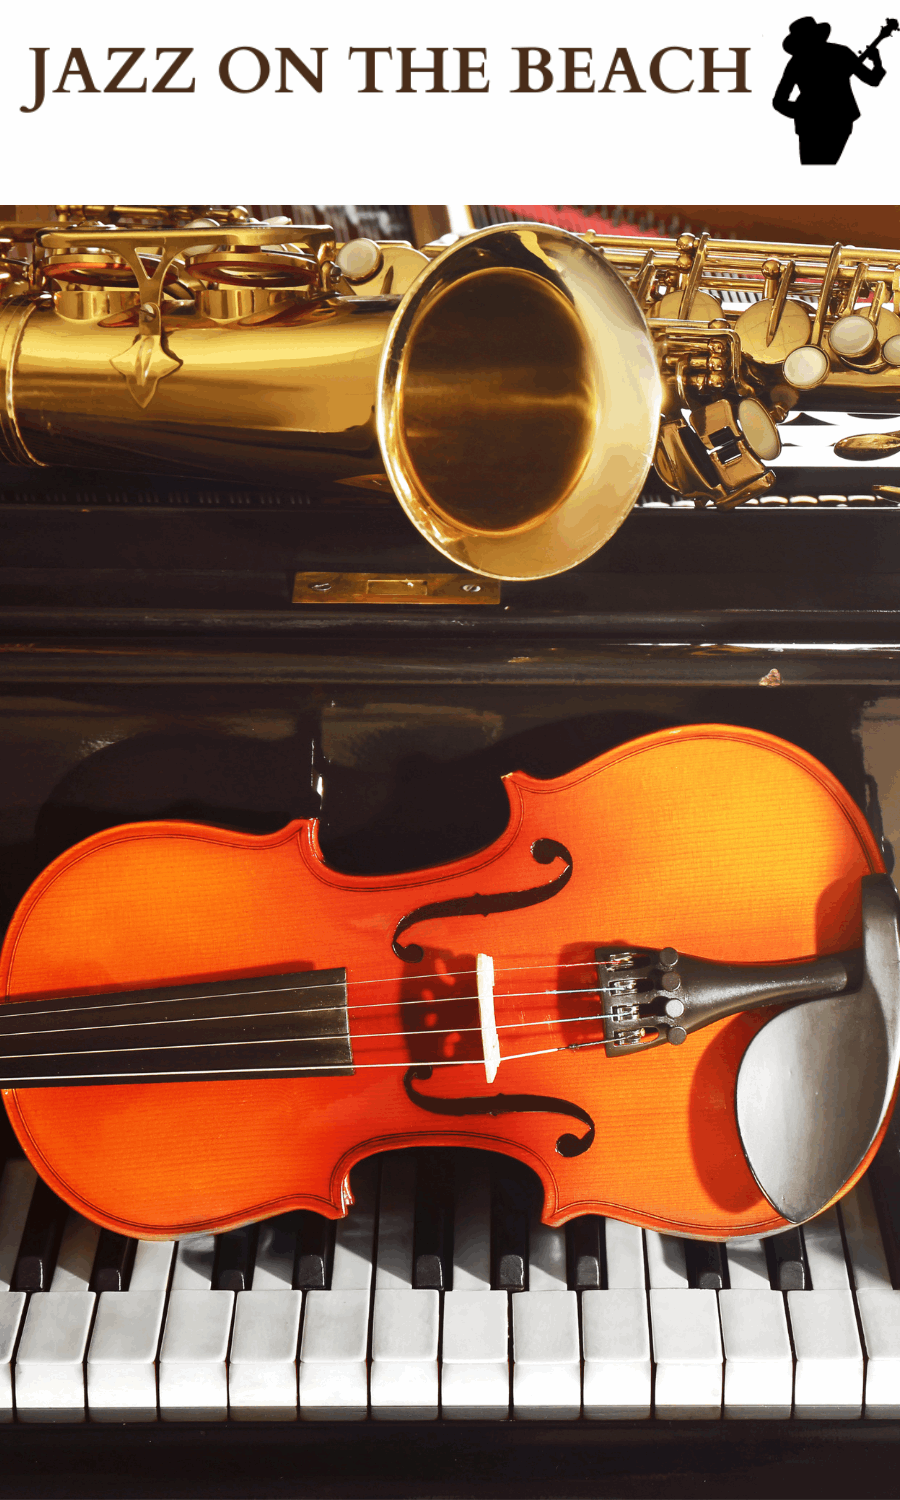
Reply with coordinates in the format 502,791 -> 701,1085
0,724 -> 885,1240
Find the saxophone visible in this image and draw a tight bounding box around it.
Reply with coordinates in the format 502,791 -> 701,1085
0,207 -> 898,581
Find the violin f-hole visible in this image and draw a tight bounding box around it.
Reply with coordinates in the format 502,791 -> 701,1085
402,1064 -> 596,1157
391,838 -> 574,963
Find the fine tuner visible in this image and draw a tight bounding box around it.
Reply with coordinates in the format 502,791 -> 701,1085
2,207 -> 900,579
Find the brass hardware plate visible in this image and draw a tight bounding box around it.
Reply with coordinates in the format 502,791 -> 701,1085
292,572 -> 501,605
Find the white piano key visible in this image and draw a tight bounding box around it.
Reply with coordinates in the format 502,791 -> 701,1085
604,1220 -> 646,1289
582,1289 -> 651,1419
0,1292 -> 26,1421
169,1233 -> 216,1291
718,1291 -> 792,1419
158,1289 -> 234,1421
841,1180 -> 892,1290
803,1207 -> 849,1290
371,1288 -> 439,1419
441,1289 -> 509,1419
129,1239 -> 175,1293
15,1291 -> 96,1422
528,1207 -> 567,1292
331,1157 -> 379,1292
787,1290 -> 863,1418
645,1231 -> 688,1289
50,1211 -> 100,1292
452,1155 -> 491,1292
375,1152 -> 416,1290
511,1291 -> 581,1419
298,1288 -> 370,1420
857,1289 -> 900,1417
724,1238 -> 770,1290
252,1216 -> 298,1290
649,1289 -> 722,1418
0,1159 -> 36,1290
229,1289 -> 302,1420
87,1290 -> 167,1421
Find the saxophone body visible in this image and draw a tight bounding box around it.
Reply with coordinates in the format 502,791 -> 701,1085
1,207 -> 899,580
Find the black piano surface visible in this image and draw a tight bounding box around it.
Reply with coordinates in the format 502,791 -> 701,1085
1,457 -> 900,1497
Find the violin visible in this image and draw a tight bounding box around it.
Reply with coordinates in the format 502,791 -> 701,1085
1,723 -> 897,1244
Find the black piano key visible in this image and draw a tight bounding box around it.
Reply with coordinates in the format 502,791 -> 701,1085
13,1179 -> 68,1291
491,1158 -> 531,1290
213,1224 -> 258,1292
567,1215 -> 603,1290
413,1149 -> 454,1290
293,1211 -> 333,1290
683,1239 -> 727,1290
91,1230 -> 137,1292
766,1227 -> 808,1290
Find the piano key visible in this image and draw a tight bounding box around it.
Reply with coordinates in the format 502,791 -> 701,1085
91,1230 -> 136,1293
838,1177 -> 900,1418
252,1212 -> 299,1290
490,1159 -> 530,1291
841,1179 -> 892,1290
718,1291 -> 792,1419
86,1241 -> 174,1421
128,1239 -> 175,1292
158,1289 -> 235,1421
370,1289 -> 440,1420
0,1291 -> 26,1422
228,1289 -> 302,1421
293,1211 -> 333,1291
582,1290 -> 651,1419
724,1238 -> 770,1290
787,1291 -> 863,1418
856,1290 -> 900,1417
645,1231 -> 688,1289
766,1228 -> 807,1290
50,1210 -> 101,1292
648,1289 -> 723,1418
604,1219 -> 646,1289
87,1289 -> 167,1422
527,1208 -> 567,1292
802,1207 -> 849,1289
374,1151 -> 416,1290
684,1240 -> 727,1290
412,1149 -> 452,1291
451,1152 -> 491,1291
372,1150 -> 438,1418
511,1291 -> 581,1419
567,1216 -> 602,1291
331,1157 -> 379,1292
0,1158 -> 36,1290
298,1289 -> 370,1420
169,1232 -> 216,1291
15,1290 -> 96,1422
14,1180 -> 68,1291
213,1224 -> 257,1292
440,1290 -> 509,1419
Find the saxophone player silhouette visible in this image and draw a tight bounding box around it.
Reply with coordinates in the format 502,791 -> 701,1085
773,16 -> 894,164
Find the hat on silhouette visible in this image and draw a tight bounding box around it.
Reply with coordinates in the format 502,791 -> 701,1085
783,16 -> 832,53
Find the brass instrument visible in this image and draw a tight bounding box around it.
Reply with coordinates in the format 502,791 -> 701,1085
2,208 -> 900,581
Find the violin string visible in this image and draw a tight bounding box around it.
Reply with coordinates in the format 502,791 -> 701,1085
0,958 -> 607,1027
0,1006 -> 620,1064
1,1040 -> 575,1085
0,975 -> 606,1034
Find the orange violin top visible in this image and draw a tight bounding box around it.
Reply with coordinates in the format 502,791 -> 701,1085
0,723 -> 887,1241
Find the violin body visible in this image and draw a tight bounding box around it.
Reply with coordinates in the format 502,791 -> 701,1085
0,724 -> 885,1241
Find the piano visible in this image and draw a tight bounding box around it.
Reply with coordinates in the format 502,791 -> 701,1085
2,207 -> 900,1495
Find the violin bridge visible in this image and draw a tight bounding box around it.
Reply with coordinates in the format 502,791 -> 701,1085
476,953 -> 500,1083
